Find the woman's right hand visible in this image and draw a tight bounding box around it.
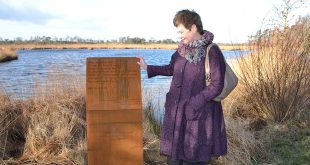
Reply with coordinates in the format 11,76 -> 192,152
136,56 -> 148,70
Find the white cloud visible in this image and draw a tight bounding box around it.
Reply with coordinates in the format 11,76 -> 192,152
0,0 -> 309,43
0,0 -> 57,24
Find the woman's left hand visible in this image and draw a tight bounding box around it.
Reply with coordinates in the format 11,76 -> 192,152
136,56 -> 148,70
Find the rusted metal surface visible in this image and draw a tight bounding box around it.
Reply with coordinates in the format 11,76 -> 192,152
86,57 -> 143,165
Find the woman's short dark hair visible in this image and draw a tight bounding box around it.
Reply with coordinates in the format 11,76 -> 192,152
173,9 -> 203,34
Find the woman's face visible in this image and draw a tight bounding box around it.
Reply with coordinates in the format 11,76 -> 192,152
176,24 -> 195,44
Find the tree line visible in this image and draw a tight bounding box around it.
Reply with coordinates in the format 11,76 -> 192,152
0,36 -> 177,44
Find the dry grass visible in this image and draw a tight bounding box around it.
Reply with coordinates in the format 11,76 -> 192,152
222,118 -> 263,165
0,93 -> 25,161
223,19 -> 310,123
0,77 -> 87,164
0,82 -> 262,165
142,88 -> 167,165
219,19 -> 310,164
0,43 -> 247,51
143,130 -> 166,165
220,17 -> 310,164
0,48 -> 18,62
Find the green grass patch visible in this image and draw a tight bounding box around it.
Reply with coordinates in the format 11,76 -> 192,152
261,123 -> 309,165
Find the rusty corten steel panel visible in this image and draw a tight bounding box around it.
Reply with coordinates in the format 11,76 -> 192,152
86,57 -> 143,165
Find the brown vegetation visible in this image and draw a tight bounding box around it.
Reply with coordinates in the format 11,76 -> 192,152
220,15 -> 310,164
0,48 -> 18,62
0,79 -> 263,165
0,81 -> 87,164
225,17 -> 310,123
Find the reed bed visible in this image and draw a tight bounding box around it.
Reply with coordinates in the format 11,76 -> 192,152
0,78 -> 87,164
220,17 -> 310,164
228,21 -> 310,123
1,81 -> 261,165
0,48 -> 18,62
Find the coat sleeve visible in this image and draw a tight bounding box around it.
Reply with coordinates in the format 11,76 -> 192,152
187,44 -> 226,109
147,51 -> 178,78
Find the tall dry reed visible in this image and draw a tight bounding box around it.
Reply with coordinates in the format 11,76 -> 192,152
233,18 -> 310,122
0,78 -> 87,164
0,93 -> 26,161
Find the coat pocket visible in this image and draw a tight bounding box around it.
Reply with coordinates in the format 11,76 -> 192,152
184,103 -> 208,121
184,103 -> 197,120
164,92 -> 172,110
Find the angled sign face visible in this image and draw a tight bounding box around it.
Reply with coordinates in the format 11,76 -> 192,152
86,57 -> 143,165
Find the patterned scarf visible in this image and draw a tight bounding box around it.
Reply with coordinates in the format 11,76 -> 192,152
178,30 -> 214,64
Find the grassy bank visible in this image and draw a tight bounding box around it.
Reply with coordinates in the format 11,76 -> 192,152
0,81 -> 87,164
1,81 -> 308,165
0,48 -> 18,62
0,83 -> 262,165
255,122 -> 309,164
0,43 -> 247,51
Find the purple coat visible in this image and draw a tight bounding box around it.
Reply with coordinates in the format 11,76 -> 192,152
147,44 -> 228,162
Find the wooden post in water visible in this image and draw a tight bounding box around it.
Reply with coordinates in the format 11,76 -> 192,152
86,57 -> 143,165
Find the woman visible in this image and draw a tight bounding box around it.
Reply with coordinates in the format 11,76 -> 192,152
137,9 -> 227,165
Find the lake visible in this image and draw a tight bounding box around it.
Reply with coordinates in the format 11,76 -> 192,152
0,48 -> 246,106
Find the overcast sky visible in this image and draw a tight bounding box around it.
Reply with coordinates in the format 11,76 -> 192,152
0,0 -> 309,43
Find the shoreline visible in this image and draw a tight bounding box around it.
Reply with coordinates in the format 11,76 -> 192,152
0,48 -> 18,62
0,43 -> 247,63
0,43 -> 248,51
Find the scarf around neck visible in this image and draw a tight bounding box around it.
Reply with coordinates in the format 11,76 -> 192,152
178,30 -> 214,64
